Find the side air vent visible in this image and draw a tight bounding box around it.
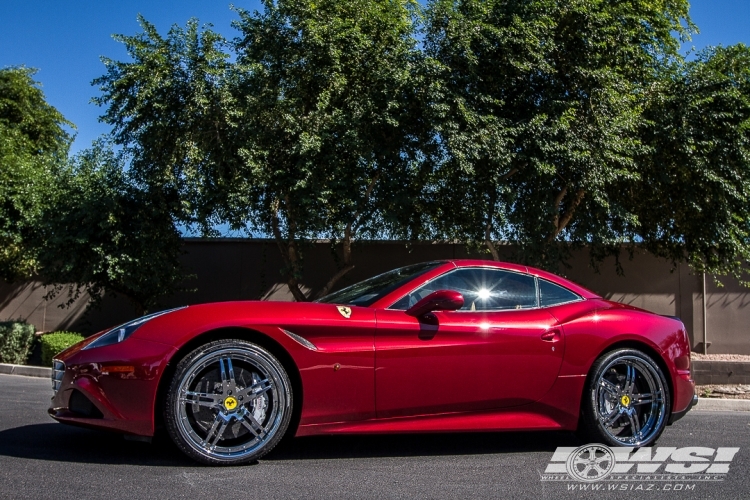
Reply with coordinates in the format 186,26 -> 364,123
282,329 -> 318,351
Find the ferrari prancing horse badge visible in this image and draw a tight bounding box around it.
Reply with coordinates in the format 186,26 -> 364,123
337,306 -> 352,319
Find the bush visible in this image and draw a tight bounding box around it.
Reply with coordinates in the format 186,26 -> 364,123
0,321 -> 36,365
41,332 -> 85,367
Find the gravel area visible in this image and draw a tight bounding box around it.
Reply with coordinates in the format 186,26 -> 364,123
691,353 -> 750,361
696,384 -> 750,400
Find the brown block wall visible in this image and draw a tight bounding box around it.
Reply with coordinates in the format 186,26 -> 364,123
2,239 -> 749,354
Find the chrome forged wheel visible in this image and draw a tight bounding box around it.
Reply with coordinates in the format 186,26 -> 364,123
580,349 -> 670,447
164,339 -> 292,465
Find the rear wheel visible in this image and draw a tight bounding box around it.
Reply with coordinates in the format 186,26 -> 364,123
580,348 -> 670,447
164,339 -> 293,465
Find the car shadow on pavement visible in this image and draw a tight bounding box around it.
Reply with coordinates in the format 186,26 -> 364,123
0,422 -> 581,466
0,423 -> 197,467
268,430 -> 582,461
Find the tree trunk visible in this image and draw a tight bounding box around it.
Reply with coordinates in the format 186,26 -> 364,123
483,169 -> 516,261
548,186 -> 585,242
314,226 -> 355,299
312,173 -> 381,298
271,199 -> 308,302
270,173 -> 380,301
485,223 -> 500,261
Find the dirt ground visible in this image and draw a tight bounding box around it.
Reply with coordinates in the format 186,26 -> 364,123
695,384 -> 750,399
691,353 -> 750,361
691,353 -> 750,399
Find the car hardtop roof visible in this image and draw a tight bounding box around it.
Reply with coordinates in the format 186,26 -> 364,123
446,259 -> 600,299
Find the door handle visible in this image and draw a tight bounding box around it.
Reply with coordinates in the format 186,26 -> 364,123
541,330 -> 561,342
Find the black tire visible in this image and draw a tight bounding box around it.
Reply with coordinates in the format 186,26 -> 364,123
164,339 -> 293,465
579,348 -> 670,447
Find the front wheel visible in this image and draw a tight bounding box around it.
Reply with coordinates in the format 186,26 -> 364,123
580,348 -> 670,447
164,339 -> 293,465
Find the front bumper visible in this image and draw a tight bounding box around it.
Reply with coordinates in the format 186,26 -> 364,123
48,337 -> 176,437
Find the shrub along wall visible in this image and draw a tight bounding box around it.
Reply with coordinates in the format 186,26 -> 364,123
40,332 -> 85,367
0,321 -> 35,364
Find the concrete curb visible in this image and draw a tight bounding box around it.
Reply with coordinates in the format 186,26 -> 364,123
696,397 -> 750,412
0,363 -> 51,378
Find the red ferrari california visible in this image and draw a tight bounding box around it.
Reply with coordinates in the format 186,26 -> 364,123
49,260 -> 697,465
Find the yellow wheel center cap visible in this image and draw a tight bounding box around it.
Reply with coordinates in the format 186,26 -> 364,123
620,395 -> 631,407
223,396 -> 238,411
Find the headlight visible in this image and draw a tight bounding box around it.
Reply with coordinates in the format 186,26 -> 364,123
84,306 -> 186,350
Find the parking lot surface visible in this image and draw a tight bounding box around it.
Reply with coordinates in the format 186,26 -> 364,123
0,374 -> 748,499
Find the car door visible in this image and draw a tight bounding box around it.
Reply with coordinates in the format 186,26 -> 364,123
374,267 -> 564,419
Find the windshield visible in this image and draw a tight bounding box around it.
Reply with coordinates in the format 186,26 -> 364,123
315,262 -> 444,307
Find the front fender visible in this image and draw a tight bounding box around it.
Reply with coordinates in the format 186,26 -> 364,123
134,301 -> 377,428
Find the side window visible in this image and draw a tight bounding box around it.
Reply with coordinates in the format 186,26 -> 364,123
390,268 -> 537,311
539,279 -> 580,307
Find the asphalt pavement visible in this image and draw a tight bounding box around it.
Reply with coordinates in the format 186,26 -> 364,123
0,373 -> 748,500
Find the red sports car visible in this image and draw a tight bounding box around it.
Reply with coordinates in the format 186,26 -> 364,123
49,260 -> 697,465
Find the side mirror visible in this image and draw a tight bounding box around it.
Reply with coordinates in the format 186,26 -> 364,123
406,290 -> 464,318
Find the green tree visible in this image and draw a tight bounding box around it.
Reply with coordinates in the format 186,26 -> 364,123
33,140 -> 190,314
631,44 -> 750,281
95,1 -> 429,300
92,0 -> 750,291
423,0 -> 694,269
92,16 -> 233,232
230,0 -> 430,299
0,67 -> 73,281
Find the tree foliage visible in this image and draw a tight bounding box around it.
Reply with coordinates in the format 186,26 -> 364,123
0,67 -> 72,281
0,67 -> 188,313
33,140 -> 190,314
229,0 -> 430,299
423,0 -> 694,268
632,44 -> 750,280
95,1 -> 430,300
91,0 -> 750,296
